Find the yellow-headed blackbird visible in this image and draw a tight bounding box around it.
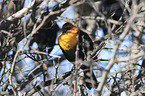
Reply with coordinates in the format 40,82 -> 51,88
58,23 -> 98,89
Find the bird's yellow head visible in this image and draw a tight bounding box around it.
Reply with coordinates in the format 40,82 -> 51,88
61,23 -> 78,34
58,23 -> 78,50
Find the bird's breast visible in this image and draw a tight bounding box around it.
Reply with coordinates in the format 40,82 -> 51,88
58,33 -> 78,50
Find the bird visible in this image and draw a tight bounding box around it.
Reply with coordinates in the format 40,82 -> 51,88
58,22 -> 98,89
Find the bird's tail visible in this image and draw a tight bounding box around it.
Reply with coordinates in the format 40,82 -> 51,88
80,64 -> 98,89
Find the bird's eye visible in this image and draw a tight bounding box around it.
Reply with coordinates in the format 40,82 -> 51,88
66,27 -> 71,30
